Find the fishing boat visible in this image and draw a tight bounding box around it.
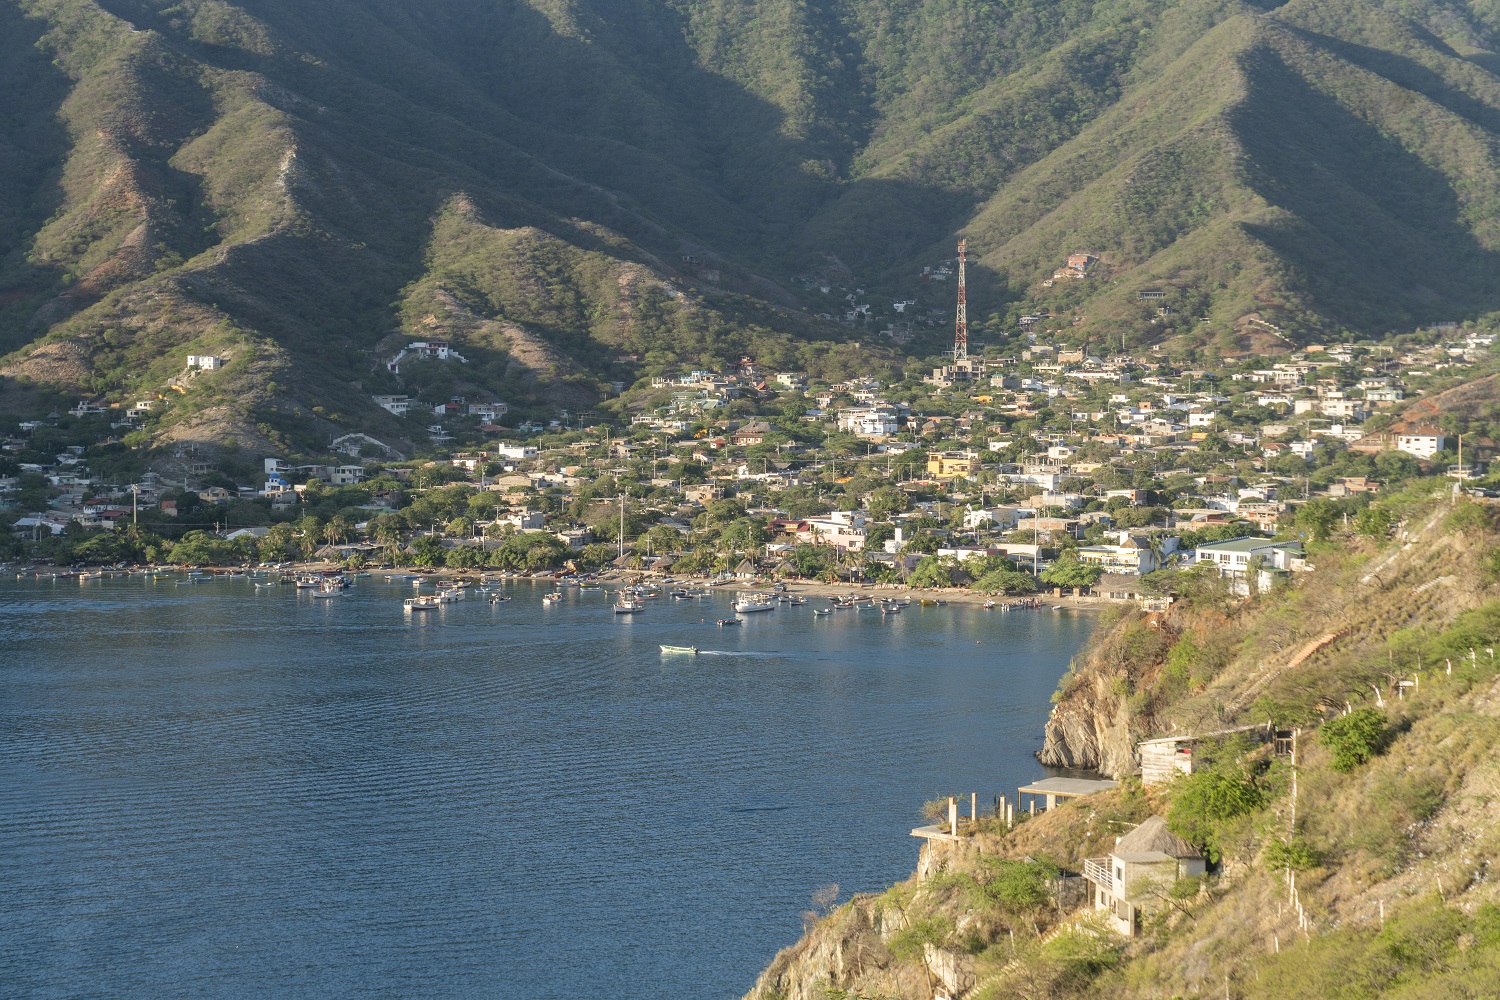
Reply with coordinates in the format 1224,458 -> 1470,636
983,600 -> 997,610
614,597 -> 646,614
542,592 -> 562,604
403,596 -> 438,612
717,617 -> 742,627
881,604 -> 902,615
812,608 -> 833,617
489,594 -> 511,604
659,645 -> 698,655
789,596 -> 807,605
733,592 -> 776,613
294,576 -> 321,590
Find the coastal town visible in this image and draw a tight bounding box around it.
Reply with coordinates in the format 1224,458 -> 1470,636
4,321 -> 1495,606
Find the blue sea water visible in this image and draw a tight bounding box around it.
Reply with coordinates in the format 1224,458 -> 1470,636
0,576 -> 1093,999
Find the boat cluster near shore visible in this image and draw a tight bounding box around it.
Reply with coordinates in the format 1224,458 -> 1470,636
6,564 -> 1068,634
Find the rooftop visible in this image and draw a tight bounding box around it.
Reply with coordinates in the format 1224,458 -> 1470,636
1016,776 -> 1119,798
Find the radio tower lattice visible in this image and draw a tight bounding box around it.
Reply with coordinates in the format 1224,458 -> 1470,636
954,239 -> 968,363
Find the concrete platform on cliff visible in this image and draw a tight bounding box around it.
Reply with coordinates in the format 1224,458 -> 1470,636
1017,776 -> 1118,810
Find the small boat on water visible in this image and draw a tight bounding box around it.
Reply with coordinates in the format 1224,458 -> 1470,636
733,592 -> 776,613
659,645 -> 698,655
542,592 -> 562,604
789,596 -> 807,605
983,600 -> 997,610
295,576 -> 321,590
717,617 -> 742,627
614,597 -> 646,614
489,595 -> 511,604
812,608 -> 833,617
404,596 -> 438,612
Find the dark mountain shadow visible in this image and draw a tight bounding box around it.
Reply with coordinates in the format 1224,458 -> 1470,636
1284,24 -> 1500,136
0,4 -> 74,356
1233,46 -> 1500,329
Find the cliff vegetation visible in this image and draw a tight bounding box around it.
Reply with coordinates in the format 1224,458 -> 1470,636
748,481 -> 1500,999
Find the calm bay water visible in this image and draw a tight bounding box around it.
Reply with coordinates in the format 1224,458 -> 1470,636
0,576 -> 1093,999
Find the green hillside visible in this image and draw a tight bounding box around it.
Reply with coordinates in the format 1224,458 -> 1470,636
747,485 -> 1500,1000
8,0 -> 1500,445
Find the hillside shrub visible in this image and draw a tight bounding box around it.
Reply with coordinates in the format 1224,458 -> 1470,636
1319,708 -> 1391,773
1263,836 -> 1322,872
1445,500 -> 1495,536
964,857 -> 1061,911
1167,768 -> 1268,862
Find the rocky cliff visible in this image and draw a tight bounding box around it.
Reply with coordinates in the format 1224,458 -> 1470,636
747,489 -> 1500,1000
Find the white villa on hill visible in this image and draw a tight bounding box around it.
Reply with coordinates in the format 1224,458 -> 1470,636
1083,816 -> 1205,936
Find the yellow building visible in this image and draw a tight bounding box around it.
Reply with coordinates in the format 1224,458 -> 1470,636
926,451 -> 977,478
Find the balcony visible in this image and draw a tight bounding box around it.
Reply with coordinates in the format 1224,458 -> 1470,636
1083,857 -> 1112,887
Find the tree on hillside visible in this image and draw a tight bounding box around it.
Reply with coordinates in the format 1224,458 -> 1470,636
1040,553 -> 1102,591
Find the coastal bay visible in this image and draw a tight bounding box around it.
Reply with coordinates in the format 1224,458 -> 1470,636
0,575 -> 1092,999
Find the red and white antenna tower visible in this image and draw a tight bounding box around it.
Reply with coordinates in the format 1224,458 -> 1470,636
954,238 -> 968,363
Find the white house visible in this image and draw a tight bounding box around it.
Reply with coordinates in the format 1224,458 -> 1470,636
1396,430 -> 1445,459
837,406 -> 899,438
372,394 -> 413,416
1195,537 -> 1306,594
1083,816 -> 1206,936
801,511 -> 868,551
1076,534 -> 1177,575
186,355 -> 223,370
1289,440 -> 1318,459
963,506 -> 1021,531
386,341 -> 468,374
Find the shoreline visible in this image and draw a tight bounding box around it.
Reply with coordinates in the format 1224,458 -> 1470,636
8,560 -> 1110,610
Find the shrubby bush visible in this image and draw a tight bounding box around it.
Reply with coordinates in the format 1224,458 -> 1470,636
1319,708 -> 1391,773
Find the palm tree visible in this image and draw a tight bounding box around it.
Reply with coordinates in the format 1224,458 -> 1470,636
1145,534 -> 1166,574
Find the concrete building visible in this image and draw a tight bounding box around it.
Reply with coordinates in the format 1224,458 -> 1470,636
1396,430 -> 1446,459
926,451 -> 978,479
1083,817 -> 1206,936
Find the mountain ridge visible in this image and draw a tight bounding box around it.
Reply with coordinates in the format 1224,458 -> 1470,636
8,0 -> 1500,448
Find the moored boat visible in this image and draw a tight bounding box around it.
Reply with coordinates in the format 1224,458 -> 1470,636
733,592 -> 776,613
659,645 -> 698,655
